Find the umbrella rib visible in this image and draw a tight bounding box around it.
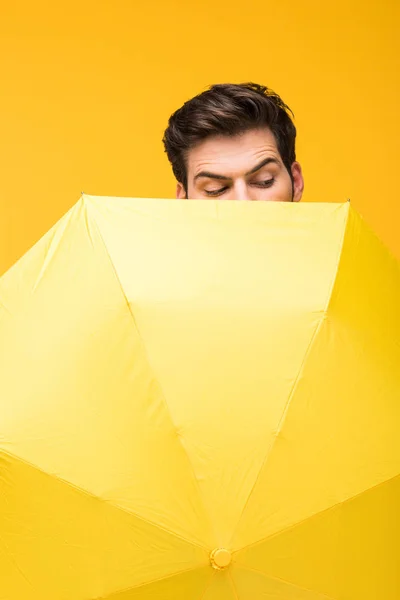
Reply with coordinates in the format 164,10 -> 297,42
0,448 -> 208,552
199,570 -> 217,600
86,202 -> 213,544
226,570 -> 240,600
234,472 -> 400,554
107,498 -> 209,552
228,313 -> 325,544
0,535 -> 34,591
95,566 -> 214,600
229,209 -> 350,546
235,565 -> 337,600
31,201 -> 77,294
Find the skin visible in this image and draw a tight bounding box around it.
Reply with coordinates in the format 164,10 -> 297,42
176,127 -> 304,202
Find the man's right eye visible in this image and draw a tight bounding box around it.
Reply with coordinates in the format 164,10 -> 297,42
204,187 -> 228,197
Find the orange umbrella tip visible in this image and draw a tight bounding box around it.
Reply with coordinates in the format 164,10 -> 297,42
210,548 -> 232,570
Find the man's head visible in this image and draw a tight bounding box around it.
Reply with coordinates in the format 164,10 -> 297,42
163,83 -> 304,202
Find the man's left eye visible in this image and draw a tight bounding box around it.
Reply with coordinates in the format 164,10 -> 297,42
252,179 -> 274,188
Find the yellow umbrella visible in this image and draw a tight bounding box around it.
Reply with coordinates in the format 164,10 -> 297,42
0,196 -> 399,600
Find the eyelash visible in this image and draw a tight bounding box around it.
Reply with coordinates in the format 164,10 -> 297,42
205,179 -> 275,197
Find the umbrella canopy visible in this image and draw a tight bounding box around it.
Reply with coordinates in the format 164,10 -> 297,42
0,196 -> 399,600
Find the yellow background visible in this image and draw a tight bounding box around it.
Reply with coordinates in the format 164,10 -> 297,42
0,0 -> 399,274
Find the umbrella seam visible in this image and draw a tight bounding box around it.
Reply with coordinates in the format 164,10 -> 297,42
199,570 -> 217,600
323,200 -> 354,317
94,565 -> 214,600
227,570 -> 240,600
84,198 -> 215,548
31,201 -> 80,294
0,448 -> 209,553
229,203 -> 351,547
227,316 -> 326,547
233,565 -> 337,600
233,472 -> 400,554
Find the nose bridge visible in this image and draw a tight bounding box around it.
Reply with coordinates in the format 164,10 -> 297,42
233,178 -> 250,201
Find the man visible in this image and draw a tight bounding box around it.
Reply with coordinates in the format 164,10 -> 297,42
163,82 -> 304,202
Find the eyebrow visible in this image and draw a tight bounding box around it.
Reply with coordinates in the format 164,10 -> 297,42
193,157 -> 279,182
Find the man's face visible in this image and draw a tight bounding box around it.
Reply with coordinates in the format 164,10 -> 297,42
177,127 -> 304,202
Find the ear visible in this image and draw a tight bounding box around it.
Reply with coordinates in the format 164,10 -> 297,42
291,162 -> 304,202
176,182 -> 187,199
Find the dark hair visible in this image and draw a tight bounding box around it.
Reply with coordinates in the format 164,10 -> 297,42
163,82 -> 297,191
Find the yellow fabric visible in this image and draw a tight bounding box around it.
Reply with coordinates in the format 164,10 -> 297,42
0,196 -> 399,599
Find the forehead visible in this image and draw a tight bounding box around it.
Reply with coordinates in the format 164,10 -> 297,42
187,127 -> 281,179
